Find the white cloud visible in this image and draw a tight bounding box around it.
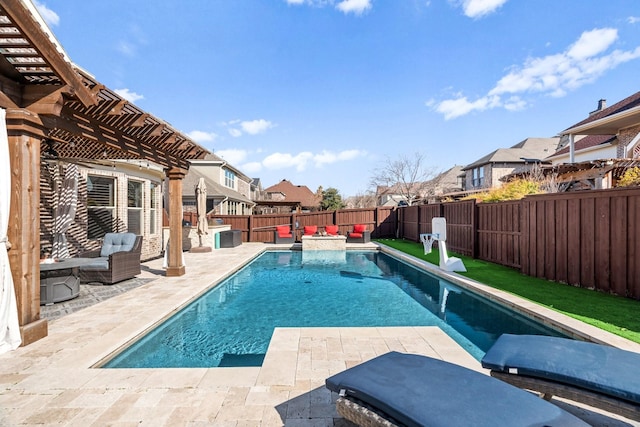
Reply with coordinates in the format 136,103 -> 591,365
313,149 -> 366,166
228,128 -> 243,138
433,27 -> 640,119
225,119 -> 274,137
283,0 -> 372,14
241,119 -> 274,135
454,0 -> 508,19
240,161 -> 263,174
263,152 -> 314,172
33,1 -> 60,26
567,28 -> 617,60
114,88 -> 144,103
216,149 -> 249,165
628,16 -> 640,24
336,0 -> 372,15
187,130 -> 218,143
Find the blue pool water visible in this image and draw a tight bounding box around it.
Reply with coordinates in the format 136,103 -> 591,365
103,250 -> 566,368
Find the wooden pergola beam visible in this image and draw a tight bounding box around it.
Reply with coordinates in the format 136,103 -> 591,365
39,107 -> 189,170
2,0 -> 96,107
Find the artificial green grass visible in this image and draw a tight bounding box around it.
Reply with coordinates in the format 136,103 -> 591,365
375,238 -> 640,344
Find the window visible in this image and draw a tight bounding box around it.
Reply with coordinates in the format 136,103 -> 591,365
87,175 -> 115,239
224,170 -> 236,189
150,182 -> 157,234
127,180 -> 143,235
472,167 -> 485,187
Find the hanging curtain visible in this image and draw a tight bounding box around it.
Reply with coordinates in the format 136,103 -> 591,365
51,163 -> 78,259
0,108 -> 22,353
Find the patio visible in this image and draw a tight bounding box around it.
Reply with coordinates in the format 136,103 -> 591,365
1,244 -> 638,426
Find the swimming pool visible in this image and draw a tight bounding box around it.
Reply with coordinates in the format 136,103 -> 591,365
103,250 -> 566,368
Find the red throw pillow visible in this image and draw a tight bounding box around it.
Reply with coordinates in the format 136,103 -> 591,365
304,225 -> 317,235
354,224 -> 366,233
276,225 -> 290,236
325,225 -> 338,235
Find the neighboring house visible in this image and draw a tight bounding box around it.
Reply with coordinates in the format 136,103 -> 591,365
426,165 -> 465,202
183,153 -> 255,216
461,137 -> 560,191
250,177 -> 265,201
539,93 -> 640,190
375,165 -> 465,206
256,179 -> 321,213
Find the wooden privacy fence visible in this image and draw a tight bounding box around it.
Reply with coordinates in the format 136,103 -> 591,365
396,187 -> 640,299
205,207 -> 397,243
189,186 -> 640,299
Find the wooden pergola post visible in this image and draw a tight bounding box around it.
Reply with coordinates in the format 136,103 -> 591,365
166,167 -> 186,276
6,109 -> 48,345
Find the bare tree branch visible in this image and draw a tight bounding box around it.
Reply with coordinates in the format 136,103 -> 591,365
369,153 -> 441,206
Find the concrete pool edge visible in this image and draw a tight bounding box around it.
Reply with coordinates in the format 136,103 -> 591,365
377,243 -> 640,352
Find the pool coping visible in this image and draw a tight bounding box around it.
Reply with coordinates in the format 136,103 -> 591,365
1,243 -> 638,425
377,244 -> 640,352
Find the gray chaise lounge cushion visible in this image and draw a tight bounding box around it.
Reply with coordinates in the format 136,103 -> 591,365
481,334 -> 640,405
326,351 -> 589,427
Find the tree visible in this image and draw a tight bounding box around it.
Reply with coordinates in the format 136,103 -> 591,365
346,191 -> 378,208
320,187 -> 345,211
369,152 -> 440,206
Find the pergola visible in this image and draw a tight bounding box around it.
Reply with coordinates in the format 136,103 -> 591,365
0,0 -> 208,346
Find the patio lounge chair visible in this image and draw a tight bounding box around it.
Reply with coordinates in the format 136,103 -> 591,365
346,224 -> 370,243
481,334 -> 640,422
324,225 -> 339,236
78,232 -> 142,285
326,351 -> 589,427
274,225 -> 294,244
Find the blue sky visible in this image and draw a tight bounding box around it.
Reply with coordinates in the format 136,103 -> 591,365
37,0 -> 640,197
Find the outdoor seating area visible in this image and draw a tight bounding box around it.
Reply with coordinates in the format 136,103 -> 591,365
346,224 -> 371,243
78,232 -> 143,285
274,225 -> 295,244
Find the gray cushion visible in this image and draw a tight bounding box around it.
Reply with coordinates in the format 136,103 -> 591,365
481,334 -> 640,405
100,233 -> 137,257
326,351 -> 589,427
79,257 -> 109,270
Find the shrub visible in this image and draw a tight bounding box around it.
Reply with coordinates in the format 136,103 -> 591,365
617,167 -> 640,187
464,179 -> 542,202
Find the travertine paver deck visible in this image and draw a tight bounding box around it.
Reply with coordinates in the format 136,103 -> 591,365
1,243 -> 639,426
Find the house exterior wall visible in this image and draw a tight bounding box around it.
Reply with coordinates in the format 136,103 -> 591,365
237,179 -> 251,199
40,162 -> 163,262
619,124 -> 640,157
550,145 -> 618,165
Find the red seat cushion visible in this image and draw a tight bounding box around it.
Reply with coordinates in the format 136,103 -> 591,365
325,225 -> 339,235
276,226 -> 291,237
349,233 -> 363,238
303,225 -> 317,235
353,224 -> 367,233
